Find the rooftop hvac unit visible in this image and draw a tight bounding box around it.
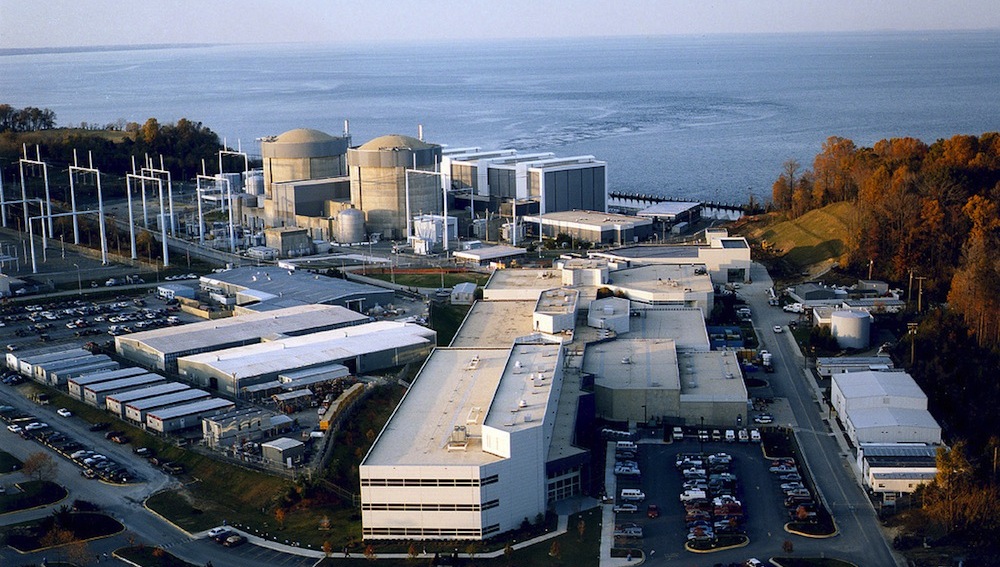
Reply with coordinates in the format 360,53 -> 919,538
518,399 -> 527,408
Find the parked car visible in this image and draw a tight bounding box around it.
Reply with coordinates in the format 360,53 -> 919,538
224,534 -> 246,547
612,504 -> 638,513
646,504 -> 660,519
753,414 -> 774,424
773,325 -> 783,333
57,408 -> 73,418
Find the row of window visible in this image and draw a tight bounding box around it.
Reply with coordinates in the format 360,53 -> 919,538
362,499 -> 499,512
362,475 -> 498,487
364,525 -> 499,537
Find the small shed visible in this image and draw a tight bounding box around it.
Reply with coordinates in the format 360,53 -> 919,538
157,283 -> 196,301
261,437 -> 306,468
451,282 -> 477,305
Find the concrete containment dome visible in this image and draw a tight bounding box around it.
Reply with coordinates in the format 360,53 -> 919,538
831,310 -> 870,350
262,128 -> 350,159
348,134 -> 444,239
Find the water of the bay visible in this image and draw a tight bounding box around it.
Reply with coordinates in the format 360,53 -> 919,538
2,30 -> 998,203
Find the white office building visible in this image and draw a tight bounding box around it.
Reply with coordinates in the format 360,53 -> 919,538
361,338 -> 564,540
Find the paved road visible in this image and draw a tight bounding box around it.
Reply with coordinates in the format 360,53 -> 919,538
742,262 -> 903,567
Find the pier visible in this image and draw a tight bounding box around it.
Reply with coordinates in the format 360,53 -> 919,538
607,191 -> 748,221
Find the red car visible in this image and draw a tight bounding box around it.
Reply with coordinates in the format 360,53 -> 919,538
646,504 -> 660,519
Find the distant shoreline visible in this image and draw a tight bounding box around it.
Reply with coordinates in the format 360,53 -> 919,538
0,43 -> 220,57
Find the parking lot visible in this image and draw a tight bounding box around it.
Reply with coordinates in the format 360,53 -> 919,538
610,432 -> 814,560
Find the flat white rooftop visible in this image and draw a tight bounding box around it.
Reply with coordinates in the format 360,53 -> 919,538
609,264 -> 714,298
365,341 -> 561,467
626,307 -> 711,349
584,339 -> 680,390
454,245 -> 527,262
524,210 -> 650,229
677,351 -> 747,402
636,201 -> 702,218
833,371 -> 926,401
450,301 -> 536,348
147,398 -> 234,421
117,304 -> 368,356
485,268 -> 561,292
178,321 -> 435,380
535,288 -> 579,315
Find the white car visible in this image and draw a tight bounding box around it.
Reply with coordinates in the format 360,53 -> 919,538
773,325 -> 783,333
7,424 -> 23,433
24,422 -> 49,431
613,503 -> 638,513
207,527 -> 230,538
57,408 -> 73,418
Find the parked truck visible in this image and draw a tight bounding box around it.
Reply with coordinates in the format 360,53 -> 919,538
760,350 -> 773,373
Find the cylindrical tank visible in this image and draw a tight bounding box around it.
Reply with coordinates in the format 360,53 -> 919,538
831,310 -> 870,349
337,208 -> 366,244
244,171 -> 264,195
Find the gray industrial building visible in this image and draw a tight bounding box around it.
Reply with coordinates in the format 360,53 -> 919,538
67,367 -> 149,400
146,398 -> 236,434
523,210 -> 653,245
116,304 -> 368,372
32,354 -> 103,384
177,320 -> 435,397
199,266 -> 393,314
83,374 -> 167,408
202,408 -> 289,450
261,437 -> 306,468
124,389 -> 212,424
8,348 -> 89,379
106,382 -> 191,418
261,128 -> 350,201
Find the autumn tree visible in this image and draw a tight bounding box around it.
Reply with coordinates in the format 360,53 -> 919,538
323,540 -> 333,557
947,192 -> 1000,349
364,544 -> 377,561
274,507 -> 286,529
22,452 -> 57,481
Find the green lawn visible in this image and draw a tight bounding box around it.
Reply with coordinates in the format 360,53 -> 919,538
429,301 -> 472,346
364,270 -> 492,289
0,450 -> 22,473
0,480 -> 67,513
744,202 -> 853,273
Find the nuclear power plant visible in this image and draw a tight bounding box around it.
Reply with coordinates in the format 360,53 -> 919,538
239,123 -> 609,257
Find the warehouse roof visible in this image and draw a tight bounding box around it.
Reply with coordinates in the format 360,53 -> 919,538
84,374 -> 165,394
106,382 -> 190,405
833,371 -> 926,401
68,367 -> 149,388
525,210 -> 651,229
178,321 -> 435,381
147,398 -> 234,421
636,201 -> 701,218
117,304 -> 367,356
126,389 -> 210,411
203,266 -> 390,306
848,407 -> 941,431
454,245 -> 527,263
607,264 -> 714,297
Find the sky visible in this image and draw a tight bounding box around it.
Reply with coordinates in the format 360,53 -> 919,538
1,0 -> 998,49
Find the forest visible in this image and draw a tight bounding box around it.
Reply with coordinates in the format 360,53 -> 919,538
0,104 -> 227,195
771,134 -> 1000,551
771,133 -> 1000,351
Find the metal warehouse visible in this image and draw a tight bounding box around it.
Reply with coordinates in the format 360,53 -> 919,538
33,354 -> 107,384
176,321 -> 435,397
115,304 -> 368,372
124,389 -> 212,424
200,266 -> 394,314
67,367 -> 149,400
523,210 -> 653,245
83,374 -> 167,407
146,398 -> 236,433
106,382 -> 191,418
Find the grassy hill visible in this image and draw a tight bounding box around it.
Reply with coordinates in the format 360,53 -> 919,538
735,201 -> 854,278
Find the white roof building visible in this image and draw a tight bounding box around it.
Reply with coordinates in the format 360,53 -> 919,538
831,371 -> 927,417
361,339 -> 564,540
844,407 -> 942,446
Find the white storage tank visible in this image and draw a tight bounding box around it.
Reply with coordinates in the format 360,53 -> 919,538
220,172 -> 243,193
337,207 -> 366,244
831,310 -> 870,350
244,171 -> 264,195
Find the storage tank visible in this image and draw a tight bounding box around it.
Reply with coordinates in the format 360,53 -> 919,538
244,171 -> 264,195
831,310 -> 870,350
220,172 -> 242,193
348,134 -> 442,240
337,207 -> 366,244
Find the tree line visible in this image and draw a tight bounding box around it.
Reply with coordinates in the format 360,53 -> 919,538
771,133 -> 1000,350
0,104 -> 57,132
1,106 -> 226,195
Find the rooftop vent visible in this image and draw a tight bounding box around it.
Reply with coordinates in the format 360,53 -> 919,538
621,357 -> 631,364
518,399 -> 527,408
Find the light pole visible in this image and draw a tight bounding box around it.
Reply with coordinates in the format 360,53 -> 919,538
72,263 -> 82,295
